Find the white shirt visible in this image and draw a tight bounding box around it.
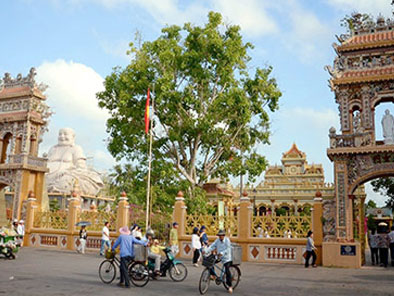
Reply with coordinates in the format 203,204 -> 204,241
191,234 -> 201,249
102,226 -> 110,241
17,224 -> 24,236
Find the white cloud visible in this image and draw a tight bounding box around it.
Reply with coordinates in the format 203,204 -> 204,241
36,59 -> 108,121
275,0 -> 333,63
365,182 -> 388,207
212,0 -> 278,36
326,0 -> 393,17
36,59 -> 114,171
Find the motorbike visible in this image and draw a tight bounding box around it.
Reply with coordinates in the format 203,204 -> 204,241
147,247 -> 188,282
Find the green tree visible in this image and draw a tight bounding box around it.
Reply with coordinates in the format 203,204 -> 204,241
97,12 -> 281,199
365,199 -> 377,210
371,177 -> 394,210
49,198 -> 60,212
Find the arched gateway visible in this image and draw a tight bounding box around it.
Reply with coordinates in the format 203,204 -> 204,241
325,16 -> 394,267
0,68 -> 50,224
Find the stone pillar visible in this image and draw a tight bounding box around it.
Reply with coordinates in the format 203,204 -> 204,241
294,199 -> 298,216
238,192 -> 252,261
24,192 -> 37,246
270,199 -> 275,215
358,196 -> 366,265
0,189 -> 7,227
116,192 -> 129,233
66,192 -> 81,250
172,191 -> 186,237
312,192 -> 323,265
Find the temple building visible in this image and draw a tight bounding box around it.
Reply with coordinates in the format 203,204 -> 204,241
230,143 -> 366,215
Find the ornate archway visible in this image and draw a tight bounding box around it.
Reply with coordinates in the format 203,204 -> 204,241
324,16 -> 394,267
0,68 -> 50,222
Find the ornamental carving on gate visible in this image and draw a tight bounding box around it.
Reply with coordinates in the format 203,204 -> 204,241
347,153 -> 394,192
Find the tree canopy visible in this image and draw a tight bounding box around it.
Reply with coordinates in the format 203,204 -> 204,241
97,12 -> 281,197
371,177 -> 394,210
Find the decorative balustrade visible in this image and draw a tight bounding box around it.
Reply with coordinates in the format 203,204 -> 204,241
8,154 -> 47,169
78,211 -> 117,231
33,211 -> 68,229
329,131 -> 373,148
185,214 -> 238,237
251,215 -> 311,238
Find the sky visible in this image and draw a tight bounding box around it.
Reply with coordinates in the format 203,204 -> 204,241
1,0 -> 393,206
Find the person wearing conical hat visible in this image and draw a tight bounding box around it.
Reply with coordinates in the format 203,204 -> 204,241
112,226 -> 148,288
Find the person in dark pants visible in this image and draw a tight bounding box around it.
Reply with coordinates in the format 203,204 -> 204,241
191,227 -> 201,267
389,226 -> 394,267
377,226 -> 390,268
305,230 -> 317,268
368,229 -> 379,265
204,229 -> 233,294
112,226 -> 147,288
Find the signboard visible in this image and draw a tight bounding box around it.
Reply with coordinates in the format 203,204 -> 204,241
340,245 -> 356,256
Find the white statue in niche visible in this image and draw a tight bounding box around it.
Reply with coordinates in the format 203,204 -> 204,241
46,128 -> 104,195
382,109 -> 394,145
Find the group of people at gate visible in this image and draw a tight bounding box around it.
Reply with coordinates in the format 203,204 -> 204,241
369,225 -> 394,267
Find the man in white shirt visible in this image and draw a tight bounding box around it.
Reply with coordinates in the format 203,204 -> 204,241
100,221 -> 111,256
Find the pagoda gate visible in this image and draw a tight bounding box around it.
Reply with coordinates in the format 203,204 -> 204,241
0,68 -> 50,223
325,15 -> 394,267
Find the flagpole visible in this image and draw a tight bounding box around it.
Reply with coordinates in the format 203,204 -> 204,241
145,93 -> 153,231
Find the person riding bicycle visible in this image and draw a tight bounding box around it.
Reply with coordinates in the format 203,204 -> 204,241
204,229 -> 233,294
112,226 -> 148,288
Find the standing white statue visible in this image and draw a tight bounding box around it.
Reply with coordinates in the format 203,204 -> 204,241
382,109 -> 394,145
46,128 -> 104,195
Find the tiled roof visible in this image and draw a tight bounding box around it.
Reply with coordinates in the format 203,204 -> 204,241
333,65 -> 394,85
338,31 -> 394,52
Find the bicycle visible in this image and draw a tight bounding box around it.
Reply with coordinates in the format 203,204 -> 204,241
98,251 -> 150,287
199,254 -> 241,295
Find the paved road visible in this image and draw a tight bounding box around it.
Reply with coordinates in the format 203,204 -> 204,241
0,248 -> 393,296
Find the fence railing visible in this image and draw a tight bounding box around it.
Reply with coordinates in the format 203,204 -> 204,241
33,211 -> 68,229
185,214 -> 238,237
78,211 -> 117,231
251,215 -> 311,238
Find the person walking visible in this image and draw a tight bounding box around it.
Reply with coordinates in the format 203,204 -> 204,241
377,226 -> 390,268
368,229 -> 379,265
304,230 -> 317,268
205,229 -> 233,294
200,226 -> 209,247
389,226 -> 394,267
78,225 -> 88,254
191,227 -> 202,267
112,226 -> 148,288
170,222 -> 179,256
100,221 -> 111,256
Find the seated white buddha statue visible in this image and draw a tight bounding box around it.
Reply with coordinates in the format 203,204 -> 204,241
46,128 -> 104,196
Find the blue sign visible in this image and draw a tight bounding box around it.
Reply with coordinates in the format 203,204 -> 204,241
340,245 -> 356,256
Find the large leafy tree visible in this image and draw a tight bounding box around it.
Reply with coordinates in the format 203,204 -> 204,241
371,178 -> 394,210
97,12 -> 281,196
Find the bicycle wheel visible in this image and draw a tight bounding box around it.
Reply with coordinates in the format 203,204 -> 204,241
129,262 -> 150,287
99,260 -> 116,284
169,262 -> 188,282
223,265 -> 241,290
199,268 -> 211,295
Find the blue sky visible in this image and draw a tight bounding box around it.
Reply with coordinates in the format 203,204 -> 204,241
1,0 -> 393,205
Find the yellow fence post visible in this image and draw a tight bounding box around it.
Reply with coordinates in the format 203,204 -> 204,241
312,191 -> 323,265
24,191 -> 37,246
116,192 -> 129,233
238,191 -> 252,261
66,192 -> 81,250
173,191 -> 186,236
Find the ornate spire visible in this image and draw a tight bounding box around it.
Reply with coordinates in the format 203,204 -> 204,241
0,67 -> 37,89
